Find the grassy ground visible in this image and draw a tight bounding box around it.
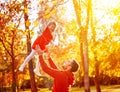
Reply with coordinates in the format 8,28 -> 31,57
20,85 -> 120,92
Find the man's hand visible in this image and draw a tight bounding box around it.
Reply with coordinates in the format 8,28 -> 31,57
43,47 -> 50,60
43,52 -> 50,60
36,45 -> 43,55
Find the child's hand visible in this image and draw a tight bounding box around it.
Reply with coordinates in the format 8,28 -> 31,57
43,47 -> 50,59
44,48 -> 48,53
51,41 -> 58,47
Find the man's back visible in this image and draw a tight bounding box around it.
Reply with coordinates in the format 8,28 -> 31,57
52,71 -> 74,92
39,56 -> 75,92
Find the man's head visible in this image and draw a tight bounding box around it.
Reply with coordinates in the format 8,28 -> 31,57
48,22 -> 56,32
62,59 -> 79,72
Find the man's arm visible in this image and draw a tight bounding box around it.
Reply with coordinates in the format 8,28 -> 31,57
48,57 -> 58,69
39,55 -> 60,78
36,45 -> 60,78
43,50 -> 58,69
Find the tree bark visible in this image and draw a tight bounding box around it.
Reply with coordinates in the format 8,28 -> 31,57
94,63 -> 101,92
11,31 -> 17,92
11,56 -> 16,92
72,0 -> 90,92
90,0 -> 101,91
23,0 -> 37,92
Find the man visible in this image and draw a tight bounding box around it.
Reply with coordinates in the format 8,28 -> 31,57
36,45 -> 79,92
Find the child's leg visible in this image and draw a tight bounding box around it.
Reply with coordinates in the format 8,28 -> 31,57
33,56 -> 42,76
34,59 -> 40,71
19,49 -> 36,71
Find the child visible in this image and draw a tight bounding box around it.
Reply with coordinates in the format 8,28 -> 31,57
19,21 -> 56,76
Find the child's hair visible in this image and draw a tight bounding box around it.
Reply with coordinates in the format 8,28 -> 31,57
48,21 -> 56,26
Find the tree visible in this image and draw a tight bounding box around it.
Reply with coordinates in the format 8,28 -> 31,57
73,0 -> 90,92
0,1 -> 26,92
23,0 -> 38,91
89,0 -> 120,91
89,0 -> 101,91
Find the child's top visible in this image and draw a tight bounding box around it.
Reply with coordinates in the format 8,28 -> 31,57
32,27 -> 53,50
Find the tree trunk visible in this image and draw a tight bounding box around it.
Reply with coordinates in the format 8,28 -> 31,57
11,35 -> 16,92
94,57 -> 101,92
72,0 -> 90,92
83,28 -> 90,92
11,55 -> 16,92
27,32 -> 37,92
90,0 -> 101,91
23,0 -> 37,92
94,73 -> 101,92
82,0 -> 91,91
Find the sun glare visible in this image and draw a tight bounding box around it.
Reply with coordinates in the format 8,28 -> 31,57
94,0 -> 120,23
67,35 -> 76,43
64,0 -> 76,22
92,0 -> 120,40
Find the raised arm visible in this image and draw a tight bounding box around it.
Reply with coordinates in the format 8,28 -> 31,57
48,57 -> 58,69
39,55 -> 60,78
36,45 -> 60,78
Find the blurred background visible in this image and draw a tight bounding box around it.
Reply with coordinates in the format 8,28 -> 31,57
0,0 -> 120,92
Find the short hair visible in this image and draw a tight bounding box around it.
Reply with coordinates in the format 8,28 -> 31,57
71,60 -> 79,72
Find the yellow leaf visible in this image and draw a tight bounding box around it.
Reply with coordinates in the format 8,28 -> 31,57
25,20 -> 31,27
9,22 -> 14,28
5,15 -> 8,19
24,8 -> 28,13
25,29 -> 29,35
34,20 -> 39,26
30,31 -> 34,36
43,9 -> 56,19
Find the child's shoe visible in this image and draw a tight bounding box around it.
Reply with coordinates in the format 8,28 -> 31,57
19,64 -> 25,71
33,68 -> 42,76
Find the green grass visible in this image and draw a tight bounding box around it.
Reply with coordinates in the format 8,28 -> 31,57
39,85 -> 120,92
38,87 -> 84,92
70,87 -> 83,92
20,85 -> 120,92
